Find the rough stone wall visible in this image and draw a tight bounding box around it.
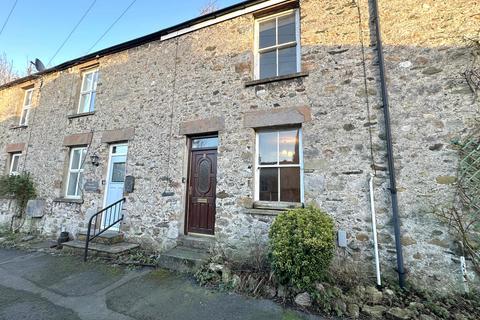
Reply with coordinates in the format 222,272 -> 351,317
0,0 -> 478,292
375,0 -> 480,292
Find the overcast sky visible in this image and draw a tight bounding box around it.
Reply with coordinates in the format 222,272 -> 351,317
0,0 -> 241,75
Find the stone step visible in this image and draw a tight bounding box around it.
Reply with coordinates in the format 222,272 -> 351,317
177,235 -> 215,251
62,239 -> 139,259
77,230 -> 124,245
158,246 -> 209,273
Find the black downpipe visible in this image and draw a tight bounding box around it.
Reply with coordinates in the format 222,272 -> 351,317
371,0 -> 406,288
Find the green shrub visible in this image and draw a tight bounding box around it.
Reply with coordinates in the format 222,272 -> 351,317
0,173 -> 36,215
269,206 -> 335,291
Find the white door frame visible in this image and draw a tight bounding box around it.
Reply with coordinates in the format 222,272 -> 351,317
102,143 -> 128,229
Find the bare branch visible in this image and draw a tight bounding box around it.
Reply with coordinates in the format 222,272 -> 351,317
0,52 -> 19,85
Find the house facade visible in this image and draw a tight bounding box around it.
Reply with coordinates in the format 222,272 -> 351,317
0,0 -> 479,292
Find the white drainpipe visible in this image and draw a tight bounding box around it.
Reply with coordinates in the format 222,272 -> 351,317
369,173 -> 382,287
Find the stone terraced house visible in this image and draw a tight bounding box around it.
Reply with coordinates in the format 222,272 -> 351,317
0,0 -> 479,292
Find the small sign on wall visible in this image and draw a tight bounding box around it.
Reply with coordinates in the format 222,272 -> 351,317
124,176 -> 135,193
83,180 -> 99,192
26,200 -> 46,218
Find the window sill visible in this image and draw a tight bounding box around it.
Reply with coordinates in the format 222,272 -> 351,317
67,111 -> 95,119
53,197 -> 84,204
244,72 -> 309,87
253,201 -> 303,210
245,208 -> 284,216
10,125 -> 28,130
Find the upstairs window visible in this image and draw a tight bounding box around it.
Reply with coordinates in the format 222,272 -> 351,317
19,88 -> 33,126
255,127 -> 303,203
78,69 -> 98,113
255,10 -> 300,80
9,153 -> 21,175
66,147 -> 86,198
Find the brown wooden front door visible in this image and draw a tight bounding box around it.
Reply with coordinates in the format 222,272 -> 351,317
187,138 -> 217,235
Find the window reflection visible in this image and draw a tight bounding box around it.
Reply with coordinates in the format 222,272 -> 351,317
192,137 -> 218,149
257,128 -> 302,203
256,11 -> 298,80
258,131 -> 277,165
279,129 -> 299,164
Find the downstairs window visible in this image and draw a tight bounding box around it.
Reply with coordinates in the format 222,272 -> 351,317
255,127 -> 303,202
66,147 -> 86,198
9,153 -> 21,175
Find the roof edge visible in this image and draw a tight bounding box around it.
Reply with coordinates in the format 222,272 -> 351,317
0,0 -> 290,90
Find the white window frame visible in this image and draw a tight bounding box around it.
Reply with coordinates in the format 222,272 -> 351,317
254,9 -> 301,80
9,153 -> 21,176
77,68 -> 99,114
102,143 -> 129,209
65,147 -> 86,199
19,88 -> 34,126
254,127 -> 304,203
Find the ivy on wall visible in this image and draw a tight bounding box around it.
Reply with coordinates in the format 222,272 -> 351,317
0,173 -> 36,232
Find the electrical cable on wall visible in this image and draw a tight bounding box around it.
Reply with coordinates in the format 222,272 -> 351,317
78,129 -> 95,199
354,0 -> 377,176
22,78 -> 43,173
354,0 -> 382,288
14,77 -> 42,232
162,37 -> 180,196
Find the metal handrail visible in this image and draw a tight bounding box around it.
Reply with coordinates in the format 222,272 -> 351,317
84,197 -> 126,261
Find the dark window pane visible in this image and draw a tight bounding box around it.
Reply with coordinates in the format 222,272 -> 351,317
192,137 -> 218,149
278,46 -> 297,76
259,168 -> 278,201
259,19 -> 276,48
259,50 -> 277,79
112,162 -> 126,182
280,167 -> 300,202
278,13 -> 296,44
258,131 -> 278,165
279,129 -> 300,164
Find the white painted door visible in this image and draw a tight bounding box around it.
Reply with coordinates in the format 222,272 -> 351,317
102,144 -> 128,230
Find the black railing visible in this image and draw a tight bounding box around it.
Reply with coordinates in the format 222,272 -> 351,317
84,197 -> 126,261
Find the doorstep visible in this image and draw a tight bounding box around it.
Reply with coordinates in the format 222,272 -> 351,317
157,246 -> 209,273
77,229 -> 125,245
62,240 -> 139,257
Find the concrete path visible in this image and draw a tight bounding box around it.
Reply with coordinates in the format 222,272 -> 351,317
0,248 -> 322,320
